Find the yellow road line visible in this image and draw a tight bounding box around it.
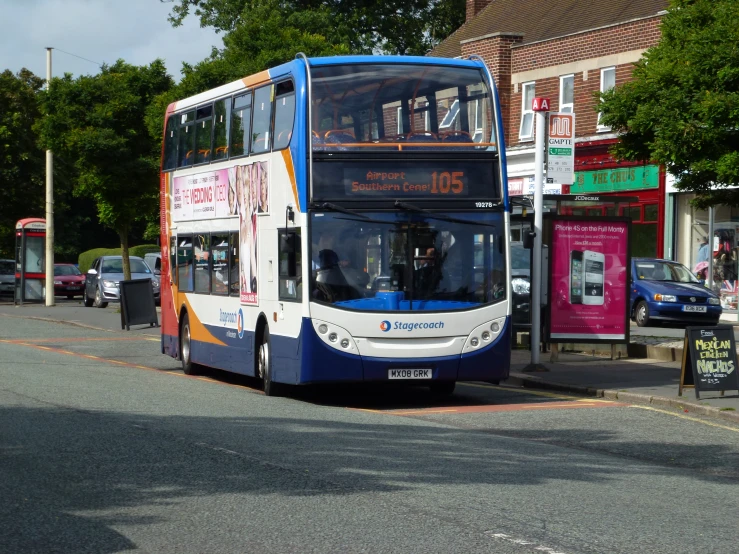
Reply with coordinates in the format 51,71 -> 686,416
631,406 -> 739,432
458,382 -> 578,400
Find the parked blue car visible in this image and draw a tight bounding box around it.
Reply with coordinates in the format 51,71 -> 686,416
630,258 -> 722,327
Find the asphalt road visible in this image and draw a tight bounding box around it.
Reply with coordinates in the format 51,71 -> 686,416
1,311 -> 739,553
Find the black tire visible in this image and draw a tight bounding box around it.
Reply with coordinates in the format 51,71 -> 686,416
258,325 -> 279,396
429,380 -> 456,395
93,287 -> 108,309
180,313 -> 201,375
635,300 -> 651,327
84,289 -> 94,307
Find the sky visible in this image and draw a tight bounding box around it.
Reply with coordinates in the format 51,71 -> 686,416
1,0 -> 223,81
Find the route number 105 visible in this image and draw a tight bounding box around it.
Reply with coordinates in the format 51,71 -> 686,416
431,171 -> 464,194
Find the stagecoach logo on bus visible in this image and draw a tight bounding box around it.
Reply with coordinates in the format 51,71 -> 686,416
219,308 -> 245,339
380,320 -> 445,333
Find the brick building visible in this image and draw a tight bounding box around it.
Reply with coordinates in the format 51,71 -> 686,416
431,0 -> 670,258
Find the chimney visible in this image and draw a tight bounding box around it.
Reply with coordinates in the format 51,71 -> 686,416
466,0 -> 492,21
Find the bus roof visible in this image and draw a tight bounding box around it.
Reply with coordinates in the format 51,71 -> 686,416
171,55 -> 485,112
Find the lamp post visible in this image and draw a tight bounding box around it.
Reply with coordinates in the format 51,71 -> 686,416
45,47 -> 55,307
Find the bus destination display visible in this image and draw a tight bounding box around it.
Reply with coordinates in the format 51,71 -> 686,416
312,159 -> 497,200
347,169 -> 467,197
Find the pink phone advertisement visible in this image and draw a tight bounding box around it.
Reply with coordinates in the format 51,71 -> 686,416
549,219 -> 629,341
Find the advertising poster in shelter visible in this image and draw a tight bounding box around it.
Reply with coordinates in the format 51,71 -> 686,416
229,161 -> 269,305
548,218 -> 630,341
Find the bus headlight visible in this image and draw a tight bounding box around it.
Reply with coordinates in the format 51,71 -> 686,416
312,319 -> 358,353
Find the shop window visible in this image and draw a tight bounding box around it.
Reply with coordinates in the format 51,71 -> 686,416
194,234 -> 210,293
628,206 -> 641,222
278,228 -> 302,301
519,82 -> 535,141
606,207 -> 617,217
586,208 -> 602,217
211,234 -> 229,295
229,231 -> 240,297
559,75 -> 574,113
644,204 -> 658,222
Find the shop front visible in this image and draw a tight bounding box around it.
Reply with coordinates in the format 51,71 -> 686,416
673,194 -> 739,311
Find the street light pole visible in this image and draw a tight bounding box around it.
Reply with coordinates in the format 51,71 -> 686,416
45,47 -> 55,307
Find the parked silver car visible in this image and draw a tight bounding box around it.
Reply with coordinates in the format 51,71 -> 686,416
0,259 -> 14,297
84,255 -> 160,308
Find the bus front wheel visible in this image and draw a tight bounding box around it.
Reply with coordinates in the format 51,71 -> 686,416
258,325 -> 279,396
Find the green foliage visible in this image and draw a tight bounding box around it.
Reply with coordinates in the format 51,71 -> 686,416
0,68 -> 45,258
166,0 -> 465,56
78,244 -> 159,273
37,59 -> 173,278
598,0 -> 739,207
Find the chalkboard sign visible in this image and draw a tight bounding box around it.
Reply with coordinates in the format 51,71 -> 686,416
119,279 -> 159,331
680,325 -> 739,399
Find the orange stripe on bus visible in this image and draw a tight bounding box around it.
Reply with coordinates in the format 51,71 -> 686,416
242,70 -> 270,88
281,149 -> 299,211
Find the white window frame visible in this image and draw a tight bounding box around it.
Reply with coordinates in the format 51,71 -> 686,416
519,82 -> 535,141
598,67 -> 616,131
559,74 -> 574,114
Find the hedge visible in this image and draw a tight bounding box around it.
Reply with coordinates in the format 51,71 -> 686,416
78,244 -> 159,273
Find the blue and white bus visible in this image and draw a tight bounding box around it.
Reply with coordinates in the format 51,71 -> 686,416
159,55 -> 511,395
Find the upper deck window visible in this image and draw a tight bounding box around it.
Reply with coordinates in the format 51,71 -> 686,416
310,64 -> 494,152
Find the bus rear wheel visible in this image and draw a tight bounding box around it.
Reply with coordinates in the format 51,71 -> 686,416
257,325 -> 279,397
180,313 -> 201,376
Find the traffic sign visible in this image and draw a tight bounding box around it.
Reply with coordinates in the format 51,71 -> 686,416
547,112 -> 575,185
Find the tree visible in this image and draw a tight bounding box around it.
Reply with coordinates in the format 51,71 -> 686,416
0,69 -> 45,259
598,0 -> 739,208
165,0 -> 466,56
37,60 -> 174,279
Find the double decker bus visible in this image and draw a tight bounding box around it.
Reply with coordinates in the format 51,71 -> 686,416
159,55 -> 511,395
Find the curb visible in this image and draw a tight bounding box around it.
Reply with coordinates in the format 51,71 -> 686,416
506,373 -> 739,425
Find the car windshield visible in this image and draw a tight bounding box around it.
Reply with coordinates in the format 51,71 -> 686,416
101,258 -> 151,274
635,261 -> 699,283
54,265 -> 81,276
0,261 -> 13,275
310,210 -> 505,311
311,64 -> 494,151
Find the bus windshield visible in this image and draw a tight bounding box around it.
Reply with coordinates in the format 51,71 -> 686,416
310,64 -> 494,151
310,210 -> 505,311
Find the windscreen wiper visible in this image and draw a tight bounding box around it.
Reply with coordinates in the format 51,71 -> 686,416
394,201 -> 496,228
316,202 -> 371,220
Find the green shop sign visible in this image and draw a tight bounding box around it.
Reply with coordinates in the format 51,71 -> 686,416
570,165 -> 659,193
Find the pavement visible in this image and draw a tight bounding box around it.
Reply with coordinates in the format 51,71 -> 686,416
2,298 -> 739,426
